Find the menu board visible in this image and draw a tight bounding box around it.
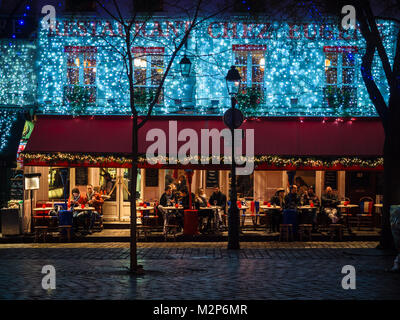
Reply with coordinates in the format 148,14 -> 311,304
206,170 -> 219,188
10,170 -> 24,200
324,171 -> 337,190
145,169 -> 159,187
75,167 -> 88,186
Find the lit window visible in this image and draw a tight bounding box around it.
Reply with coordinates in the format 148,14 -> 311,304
64,46 -> 97,103
233,44 -> 266,96
323,47 -> 357,109
132,47 -> 164,106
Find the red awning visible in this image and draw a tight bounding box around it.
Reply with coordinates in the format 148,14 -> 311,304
23,115 -> 384,169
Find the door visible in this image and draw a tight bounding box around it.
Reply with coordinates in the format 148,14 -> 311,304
99,168 -> 141,221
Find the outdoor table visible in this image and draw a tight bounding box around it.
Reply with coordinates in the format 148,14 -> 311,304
73,207 -> 95,211
297,205 -> 317,225
33,207 -> 54,212
161,206 -> 184,232
337,204 -> 358,234
259,206 -> 281,231
260,205 -> 281,210
100,195 -> 111,199
136,206 -> 157,226
198,206 -> 221,232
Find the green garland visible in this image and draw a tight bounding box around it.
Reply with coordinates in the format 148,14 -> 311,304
64,85 -> 91,116
236,87 -> 264,117
21,153 -> 384,169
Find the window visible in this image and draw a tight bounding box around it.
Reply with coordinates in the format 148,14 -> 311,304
132,47 -> 164,106
233,45 -> 266,98
65,0 -> 96,12
64,46 -> 97,103
324,46 -> 357,109
134,0 -> 163,12
48,168 -> 69,200
99,168 -> 117,201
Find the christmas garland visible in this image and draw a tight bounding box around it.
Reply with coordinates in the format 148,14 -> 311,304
21,152 -> 384,169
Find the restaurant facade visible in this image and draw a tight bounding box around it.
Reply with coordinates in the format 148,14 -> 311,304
0,1 -> 393,230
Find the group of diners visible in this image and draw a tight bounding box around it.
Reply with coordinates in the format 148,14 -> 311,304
265,176 -> 349,233
158,184 -> 227,234
67,184 -> 104,234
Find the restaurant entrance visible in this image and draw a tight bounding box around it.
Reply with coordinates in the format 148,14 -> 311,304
100,168 -> 139,222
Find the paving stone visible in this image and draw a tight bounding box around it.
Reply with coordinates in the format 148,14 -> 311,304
0,241 -> 398,300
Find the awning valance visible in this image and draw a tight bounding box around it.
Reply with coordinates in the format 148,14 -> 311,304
22,115 -> 385,170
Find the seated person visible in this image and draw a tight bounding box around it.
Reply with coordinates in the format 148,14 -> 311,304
158,186 -> 181,234
321,187 -> 340,224
180,187 -> 195,210
209,186 -> 227,228
195,188 -> 213,233
284,185 -> 300,210
86,184 -> 104,232
283,185 -> 300,233
68,187 -> 88,232
301,186 -> 320,207
269,188 -> 285,232
159,185 -> 175,207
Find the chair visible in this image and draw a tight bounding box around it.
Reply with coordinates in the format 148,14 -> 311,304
357,196 -> 374,230
329,224 -> 343,241
279,224 -> 293,241
58,225 -> 72,242
34,226 -> 49,242
299,224 -> 313,241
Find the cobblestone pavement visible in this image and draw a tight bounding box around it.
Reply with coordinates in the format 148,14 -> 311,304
0,242 -> 399,300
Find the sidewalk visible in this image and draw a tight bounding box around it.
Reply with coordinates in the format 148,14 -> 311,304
0,241 -> 399,300
0,228 -> 381,243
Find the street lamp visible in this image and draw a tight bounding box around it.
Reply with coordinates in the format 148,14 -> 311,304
225,66 -> 242,250
179,54 -> 192,77
225,65 -> 241,95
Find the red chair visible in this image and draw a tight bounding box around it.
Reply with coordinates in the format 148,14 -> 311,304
357,196 -> 374,230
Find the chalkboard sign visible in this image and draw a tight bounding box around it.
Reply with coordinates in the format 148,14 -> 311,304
206,170 -> 219,188
75,168 -> 88,186
145,169 -> 159,187
324,171 -> 337,189
10,170 -> 24,200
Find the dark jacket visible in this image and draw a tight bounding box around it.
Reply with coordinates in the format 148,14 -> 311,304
270,195 -> 285,208
284,192 -> 300,210
195,195 -> 208,209
209,191 -> 227,210
301,192 -> 320,207
321,192 -> 339,208
159,192 -> 174,207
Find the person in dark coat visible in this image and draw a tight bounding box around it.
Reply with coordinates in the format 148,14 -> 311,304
269,188 -> 285,232
284,185 -> 301,209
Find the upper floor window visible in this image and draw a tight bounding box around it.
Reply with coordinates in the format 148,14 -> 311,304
233,44 -> 266,91
324,46 -> 357,109
64,46 -> 97,103
132,47 -> 164,105
134,0 -> 163,12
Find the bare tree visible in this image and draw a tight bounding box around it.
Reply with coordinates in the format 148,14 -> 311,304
350,0 -> 400,249
96,0 -> 230,273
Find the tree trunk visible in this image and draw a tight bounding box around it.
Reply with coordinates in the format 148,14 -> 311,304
380,103 -> 400,249
130,116 -> 140,272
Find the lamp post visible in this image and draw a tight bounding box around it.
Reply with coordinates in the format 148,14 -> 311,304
179,54 -> 192,77
225,66 -> 242,250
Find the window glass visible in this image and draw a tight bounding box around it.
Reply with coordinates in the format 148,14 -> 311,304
133,49 -> 164,105
99,168 -> 117,201
65,46 -> 97,104
48,168 -> 70,200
